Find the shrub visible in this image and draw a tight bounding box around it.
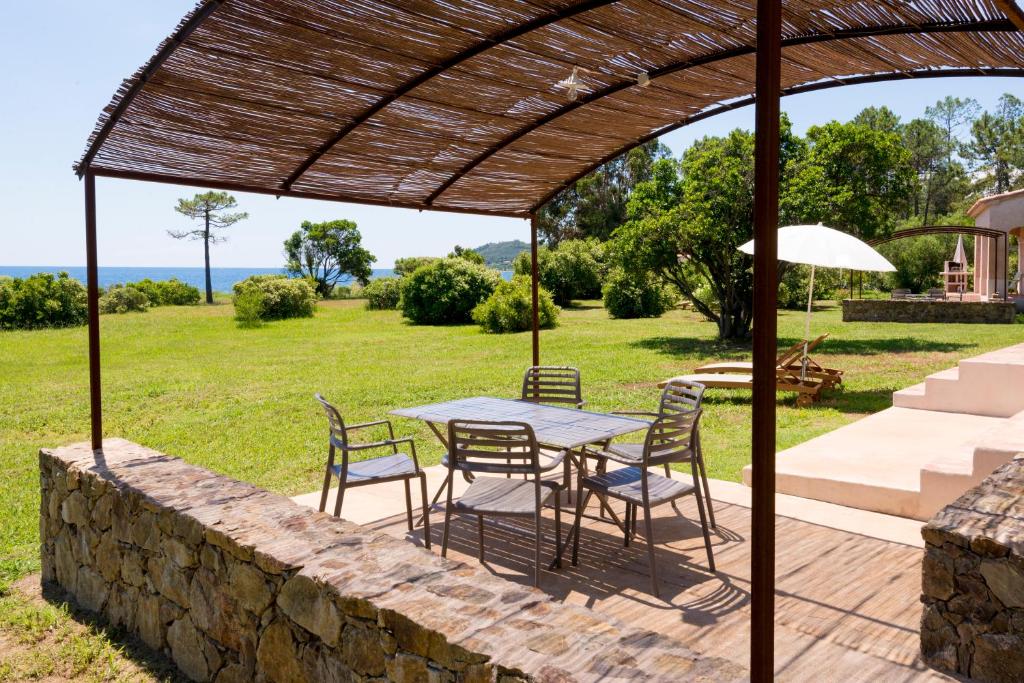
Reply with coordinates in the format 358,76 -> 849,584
99,285 -> 150,314
0,272 -> 88,330
602,268 -> 675,319
233,290 -> 265,328
513,238 -> 604,305
232,275 -> 316,320
400,258 -> 500,325
128,278 -> 201,306
473,276 -> 559,333
363,277 -> 402,310
393,256 -> 439,277
777,265 -> 842,309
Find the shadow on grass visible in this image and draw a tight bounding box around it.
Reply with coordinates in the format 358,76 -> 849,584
634,335 -> 974,359
37,580 -> 187,682
818,388 -> 895,415
562,301 -> 604,311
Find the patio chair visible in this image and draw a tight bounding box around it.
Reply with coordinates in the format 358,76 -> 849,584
694,333 -> 842,388
315,394 -> 430,548
441,420 -> 564,586
570,407 -> 714,598
891,289 -> 911,300
518,365 -> 583,492
657,369 -> 825,406
611,379 -> 715,528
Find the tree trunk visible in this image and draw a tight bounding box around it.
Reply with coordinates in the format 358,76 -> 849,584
203,211 -> 213,304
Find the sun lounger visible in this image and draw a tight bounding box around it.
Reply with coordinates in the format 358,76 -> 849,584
694,333 -> 843,388
659,368 -> 825,407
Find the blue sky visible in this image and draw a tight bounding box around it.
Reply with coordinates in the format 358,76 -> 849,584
1,1 -> 1020,269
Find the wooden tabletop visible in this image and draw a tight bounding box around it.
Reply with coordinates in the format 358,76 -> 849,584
391,396 -> 650,450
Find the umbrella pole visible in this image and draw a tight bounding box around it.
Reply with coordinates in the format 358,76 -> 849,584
802,264 -> 815,380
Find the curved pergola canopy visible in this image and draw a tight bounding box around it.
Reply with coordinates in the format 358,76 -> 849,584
76,0 -> 1024,217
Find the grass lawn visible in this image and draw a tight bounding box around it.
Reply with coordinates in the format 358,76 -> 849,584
0,297 -> 1021,678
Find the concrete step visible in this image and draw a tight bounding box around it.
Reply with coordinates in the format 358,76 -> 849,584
892,382 -> 927,409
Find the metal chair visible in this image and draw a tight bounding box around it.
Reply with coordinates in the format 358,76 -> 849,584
611,379 -> 715,528
441,420 -> 564,587
519,366 -> 584,493
315,394 -> 430,548
571,408 -> 715,598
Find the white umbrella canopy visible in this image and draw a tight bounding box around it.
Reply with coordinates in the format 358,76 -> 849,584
738,223 -> 896,272
739,223 -> 896,378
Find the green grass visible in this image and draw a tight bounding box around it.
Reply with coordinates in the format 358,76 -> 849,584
2,298 -> 1022,590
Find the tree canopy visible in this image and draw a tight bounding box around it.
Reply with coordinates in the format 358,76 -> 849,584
168,191 -> 248,304
284,219 -> 375,297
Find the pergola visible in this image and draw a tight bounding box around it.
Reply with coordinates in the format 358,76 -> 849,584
74,1 -> 1024,679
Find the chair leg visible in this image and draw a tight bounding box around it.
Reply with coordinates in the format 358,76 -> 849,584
623,503 -> 632,548
403,479 -> 414,531
534,507 -> 543,588
418,473 -> 431,550
441,473 -> 454,558
696,453 -> 716,529
642,504 -> 660,598
692,488 -> 716,573
420,474 -> 448,527
332,467 -> 348,518
318,464 -> 333,513
631,504 -> 638,541
553,490 -> 562,570
477,515 -> 485,563
570,488 -> 588,567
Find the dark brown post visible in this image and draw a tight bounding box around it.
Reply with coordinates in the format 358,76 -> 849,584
751,0 -> 781,680
529,214 -> 540,366
84,171 -> 103,452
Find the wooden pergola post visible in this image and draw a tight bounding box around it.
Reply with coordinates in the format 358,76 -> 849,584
530,213 -> 541,367
751,0 -> 781,679
84,171 -> 103,452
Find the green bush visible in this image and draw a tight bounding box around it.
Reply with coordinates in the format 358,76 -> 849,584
602,268 -> 675,319
232,275 -> 316,320
513,238 -> 604,305
128,278 -> 201,306
400,258 -> 500,325
473,276 -> 559,333
777,265 -> 841,309
233,290 -> 265,328
393,256 -> 439,277
99,285 -> 150,314
363,277 -> 402,310
0,272 -> 88,330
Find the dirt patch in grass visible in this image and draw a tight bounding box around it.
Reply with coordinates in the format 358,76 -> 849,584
0,575 -> 184,682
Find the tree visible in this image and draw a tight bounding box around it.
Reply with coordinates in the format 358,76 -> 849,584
614,119 -> 804,339
168,192 -> 248,303
284,219 -> 375,297
852,106 -> 901,134
537,139 -> 671,244
448,245 -> 485,265
393,256 -> 439,277
784,121 -> 914,240
900,118 -> 946,222
965,94 -> 1024,195
925,96 -> 980,166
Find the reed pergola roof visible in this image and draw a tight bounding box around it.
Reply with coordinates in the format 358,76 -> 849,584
76,0 -> 1024,218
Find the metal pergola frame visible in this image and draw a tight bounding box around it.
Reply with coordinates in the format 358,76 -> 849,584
74,2 -> 1024,680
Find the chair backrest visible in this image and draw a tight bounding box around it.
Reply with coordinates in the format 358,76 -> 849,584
892,289 -> 910,299
928,288 -> 945,300
643,408 -> 702,468
447,420 -> 540,476
659,379 -> 705,417
314,393 -> 347,449
520,366 -> 582,407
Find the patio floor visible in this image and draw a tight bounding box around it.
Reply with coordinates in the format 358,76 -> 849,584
294,472 -> 949,682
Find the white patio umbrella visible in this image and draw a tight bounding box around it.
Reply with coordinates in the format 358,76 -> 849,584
738,223 -> 896,376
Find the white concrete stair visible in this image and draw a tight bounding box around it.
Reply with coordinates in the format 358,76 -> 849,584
893,342 -> 1024,417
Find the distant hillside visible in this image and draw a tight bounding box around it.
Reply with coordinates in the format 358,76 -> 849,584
472,240 -> 529,270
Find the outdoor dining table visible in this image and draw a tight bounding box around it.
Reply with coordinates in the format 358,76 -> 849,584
390,396 -> 652,548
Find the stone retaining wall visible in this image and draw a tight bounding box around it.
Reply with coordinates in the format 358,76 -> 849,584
842,299 -> 1016,323
40,438 -> 744,682
921,454 -> 1024,682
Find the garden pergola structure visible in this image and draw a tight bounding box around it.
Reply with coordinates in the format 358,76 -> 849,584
75,1 -> 1024,679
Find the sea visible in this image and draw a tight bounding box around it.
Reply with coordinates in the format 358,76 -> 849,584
0,266 -> 512,292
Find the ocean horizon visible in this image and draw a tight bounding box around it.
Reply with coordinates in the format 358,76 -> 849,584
0,265 -> 513,292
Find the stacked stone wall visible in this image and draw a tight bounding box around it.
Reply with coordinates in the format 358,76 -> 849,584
921,454 -> 1024,682
40,439 -> 744,682
842,299 -> 1016,323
